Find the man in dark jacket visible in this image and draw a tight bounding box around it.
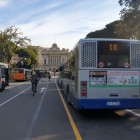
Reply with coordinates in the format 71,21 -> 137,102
48,73 -> 51,81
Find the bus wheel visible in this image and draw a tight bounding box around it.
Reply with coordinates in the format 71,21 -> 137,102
67,86 -> 71,105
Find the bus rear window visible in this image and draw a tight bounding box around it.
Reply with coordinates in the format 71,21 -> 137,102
97,41 -> 130,68
13,68 -> 24,73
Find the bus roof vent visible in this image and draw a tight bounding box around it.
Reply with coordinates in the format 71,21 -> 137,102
81,41 -> 97,68
130,42 -> 140,68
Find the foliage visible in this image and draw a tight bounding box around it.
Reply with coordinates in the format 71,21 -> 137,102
86,21 -> 121,38
119,0 -> 140,9
15,46 -> 38,69
0,25 -> 31,63
118,0 -> 140,39
86,1 -> 140,40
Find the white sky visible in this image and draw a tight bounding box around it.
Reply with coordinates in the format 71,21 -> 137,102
0,0 -> 122,50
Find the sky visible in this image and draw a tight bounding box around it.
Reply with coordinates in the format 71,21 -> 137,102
0,0 -> 122,50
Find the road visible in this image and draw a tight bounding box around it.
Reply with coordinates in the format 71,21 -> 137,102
0,77 -> 140,140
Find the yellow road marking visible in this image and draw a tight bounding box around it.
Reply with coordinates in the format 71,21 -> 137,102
55,81 -> 82,140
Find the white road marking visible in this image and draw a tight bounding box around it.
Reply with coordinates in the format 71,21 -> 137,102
126,109 -> 140,117
0,86 -> 31,107
25,83 -> 49,139
40,87 -> 46,93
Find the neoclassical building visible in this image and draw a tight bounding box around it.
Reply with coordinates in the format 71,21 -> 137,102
35,43 -> 69,71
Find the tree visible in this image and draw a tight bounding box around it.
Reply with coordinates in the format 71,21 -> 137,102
15,46 -> 38,69
27,46 -> 38,69
118,0 -> 140,39
119,0 -> 140,10
86,1 -> 140,40
0,25 -> 31,63
86,21 -> 122,38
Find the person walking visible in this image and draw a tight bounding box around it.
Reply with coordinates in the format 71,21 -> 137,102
48,73 -> 51,81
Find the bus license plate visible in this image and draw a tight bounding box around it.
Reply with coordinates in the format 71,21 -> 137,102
107,101 -> 121,106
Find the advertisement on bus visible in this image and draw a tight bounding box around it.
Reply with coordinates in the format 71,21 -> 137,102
89,71 -> 139,87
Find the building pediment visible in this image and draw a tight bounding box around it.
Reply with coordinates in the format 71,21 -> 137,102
50,43 -> 60,51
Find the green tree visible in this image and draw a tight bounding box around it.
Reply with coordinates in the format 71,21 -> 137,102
86,21 -> 121,38
0,25 -> 31,63
118,0 -> 140,39
15,46 -> 38,69
27,46 -> 38,69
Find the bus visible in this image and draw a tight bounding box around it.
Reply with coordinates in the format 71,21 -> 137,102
58,38 -> 140,110
0,62 -> 9,91
12,68 -> 31,81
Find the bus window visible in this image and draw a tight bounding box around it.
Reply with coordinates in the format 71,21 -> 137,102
1,68 -> 5,78
19,69 -> 24,73
98,41 -> 130,68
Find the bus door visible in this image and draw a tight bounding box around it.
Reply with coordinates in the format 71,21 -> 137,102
0,67 -> 1,85
0,67 -> 6,90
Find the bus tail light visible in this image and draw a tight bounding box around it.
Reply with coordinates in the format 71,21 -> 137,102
81,82 -> 87,86
81,92 -> 87,97
81,81 -> 87,97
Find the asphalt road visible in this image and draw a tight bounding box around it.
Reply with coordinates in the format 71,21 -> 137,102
0,77 -> 140,140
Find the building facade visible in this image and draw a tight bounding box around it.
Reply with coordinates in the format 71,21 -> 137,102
35,43 -> 69,71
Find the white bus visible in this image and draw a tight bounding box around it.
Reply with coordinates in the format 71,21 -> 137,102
0,62 -> 9,91
58,38 -> 140,109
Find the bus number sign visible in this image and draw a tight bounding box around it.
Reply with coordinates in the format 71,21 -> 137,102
109,43 -> 118,51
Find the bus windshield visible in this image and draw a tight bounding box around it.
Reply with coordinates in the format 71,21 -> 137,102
98,41 -> 130,68
13,68 -> 24,73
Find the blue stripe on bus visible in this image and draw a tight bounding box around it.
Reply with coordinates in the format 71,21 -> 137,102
73,98 -> 140,109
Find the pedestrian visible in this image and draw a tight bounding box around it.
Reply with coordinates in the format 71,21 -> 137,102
48,73 -> 51,81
